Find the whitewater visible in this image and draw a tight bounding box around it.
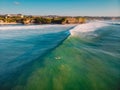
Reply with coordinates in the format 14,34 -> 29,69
0,21 -> 120,90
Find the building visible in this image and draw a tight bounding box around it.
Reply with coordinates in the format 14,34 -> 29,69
5,14 -> 24,18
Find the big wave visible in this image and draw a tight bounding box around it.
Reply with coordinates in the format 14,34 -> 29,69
70,22 -> 109,36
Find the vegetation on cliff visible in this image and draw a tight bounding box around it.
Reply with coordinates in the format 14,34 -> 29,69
0,15 -> 87,24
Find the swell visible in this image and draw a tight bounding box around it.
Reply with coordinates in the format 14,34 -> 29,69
0,27 -> 75,90
12,28 -> 120,90
25,24 -> 120,90
1,22 -> 120,90
0,26 -> 74,74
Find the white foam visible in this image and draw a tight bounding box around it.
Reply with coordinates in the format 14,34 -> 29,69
70,22 -> 109,36
95,20 -> 120,25
108,21 -> 120,25
0,24 -> 75,30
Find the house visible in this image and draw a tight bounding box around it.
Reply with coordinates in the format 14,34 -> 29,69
5,14 -> 24,18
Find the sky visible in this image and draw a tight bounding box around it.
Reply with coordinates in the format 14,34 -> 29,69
0,0 -> 120,16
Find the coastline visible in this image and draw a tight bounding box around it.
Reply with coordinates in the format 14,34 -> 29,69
0,22 -> 79,25
0,22 -> 22,25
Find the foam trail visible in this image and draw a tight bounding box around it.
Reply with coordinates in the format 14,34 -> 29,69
94,20 -> 120,25
70,22 -> 109,36
0,25 -> 75,30
107,21 -> 120,25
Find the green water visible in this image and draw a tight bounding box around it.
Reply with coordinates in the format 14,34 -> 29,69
0,24 -> 120,90
12,26 -> 120,90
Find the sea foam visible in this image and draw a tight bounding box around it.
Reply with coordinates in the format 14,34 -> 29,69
0,24 -> 75,30
70,22 -> 109,36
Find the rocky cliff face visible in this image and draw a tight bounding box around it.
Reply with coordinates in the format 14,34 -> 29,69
0,15 -> 87,25
62,17 -> 86,24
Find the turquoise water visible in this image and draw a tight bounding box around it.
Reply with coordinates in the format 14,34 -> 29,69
0,22 -> 120,90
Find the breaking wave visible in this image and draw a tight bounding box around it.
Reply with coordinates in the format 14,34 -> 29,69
70,22 -> 109,36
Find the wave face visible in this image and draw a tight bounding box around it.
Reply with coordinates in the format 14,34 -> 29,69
0,22 -> 120,90
0,25 -> 74,89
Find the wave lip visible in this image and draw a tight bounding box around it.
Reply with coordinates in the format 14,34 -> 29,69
70,22 -> 109,36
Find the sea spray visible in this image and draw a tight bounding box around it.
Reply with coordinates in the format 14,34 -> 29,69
0,24 -> 75,30
70,22 -> 109,36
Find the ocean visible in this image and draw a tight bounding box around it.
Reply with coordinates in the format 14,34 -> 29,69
0,21 -> 120,90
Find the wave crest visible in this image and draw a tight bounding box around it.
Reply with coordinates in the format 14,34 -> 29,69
70,22 -> 108,36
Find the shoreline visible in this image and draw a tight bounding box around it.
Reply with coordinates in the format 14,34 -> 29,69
0,22 -> 79,25
0,22 -> 22,25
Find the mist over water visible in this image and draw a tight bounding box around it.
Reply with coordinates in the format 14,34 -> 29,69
0,22 -> 120,90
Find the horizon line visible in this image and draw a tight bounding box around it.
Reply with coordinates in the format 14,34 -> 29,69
0,13 -> 120,17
